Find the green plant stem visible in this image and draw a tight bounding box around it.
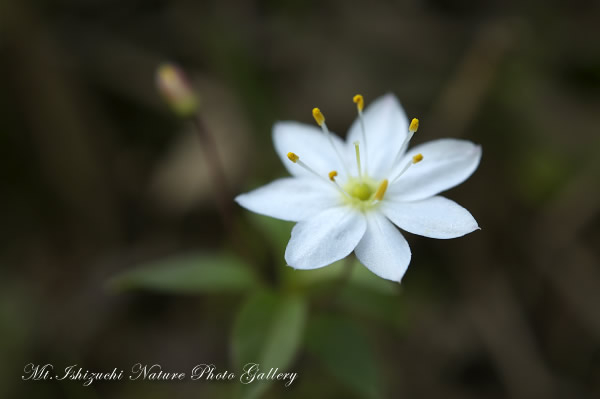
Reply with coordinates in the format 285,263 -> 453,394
192,113 -> 233,230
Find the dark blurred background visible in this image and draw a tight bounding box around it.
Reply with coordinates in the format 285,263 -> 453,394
1,0 -> 600,398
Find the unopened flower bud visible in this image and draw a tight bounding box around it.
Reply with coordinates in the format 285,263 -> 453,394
156,63 -> 199,117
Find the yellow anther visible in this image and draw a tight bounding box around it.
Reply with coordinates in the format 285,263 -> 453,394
312,108 -> 325,126
328,171 -> 338,181
412,153 -> 423,164
287,152 -> 299,163
373,179 -> 389,201
409,118 -> 419,133
353,94 -> 364,112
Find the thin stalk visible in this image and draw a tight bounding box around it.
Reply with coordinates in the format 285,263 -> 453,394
192,114 -> 233,230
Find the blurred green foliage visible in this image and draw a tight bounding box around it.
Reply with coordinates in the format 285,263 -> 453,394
108,252 -> 259,294
305,314 -> 381,399
232,291 -> 307,399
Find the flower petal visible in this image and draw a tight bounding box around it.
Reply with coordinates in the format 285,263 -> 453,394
388,138 -> 481,201
381,196 -> 479,239
354,211 -> 411,282
235,177 -> 340,222
346,94 -> 409,179
285,206 -> 366,269
273,121 -> 349,180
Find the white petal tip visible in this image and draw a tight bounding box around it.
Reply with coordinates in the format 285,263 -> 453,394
469,220 -> 481,232
284,252 -> 304,270
233,194 -> 247,208
284,252 -> 322,270
474,144 -> 483,160
455,223 -> 480,238
447,222 -> 480,239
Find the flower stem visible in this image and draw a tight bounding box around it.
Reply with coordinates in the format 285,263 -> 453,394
191,114 -> 233,230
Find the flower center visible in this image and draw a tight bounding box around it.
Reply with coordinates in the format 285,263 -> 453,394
286,94 -> 425,211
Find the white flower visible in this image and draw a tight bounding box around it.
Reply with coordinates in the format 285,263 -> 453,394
235,94 -> 481,282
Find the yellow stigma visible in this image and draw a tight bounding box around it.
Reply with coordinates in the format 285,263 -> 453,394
412,153 -> 423,164
312,108 -> 325,126
328,171 -> 338,181
409,118 -> 419,133
348,182 -> 372,201
353,94 -> 364,112
287,152 -> 299,163
373,179 -> 389,201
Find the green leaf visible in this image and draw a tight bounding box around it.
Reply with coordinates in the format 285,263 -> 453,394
232,290 -> 307,399
108,252 -> 259,294
305,314 -> 382,399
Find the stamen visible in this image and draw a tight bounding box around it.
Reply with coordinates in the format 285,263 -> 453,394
286,152 -> 321,178
373,179 -> 389,201
328,170 -> 348,193
354,141 -> 362,179
287,152 -> 299,163
409,118 -> 419,133
392,117 -> 420,166
287,153 -> 348,197
353,95 -> 364,112
311,107 -> 349,174
390,153 -> 424,183
353,94 -> 368,174
312,108 -> 325,126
